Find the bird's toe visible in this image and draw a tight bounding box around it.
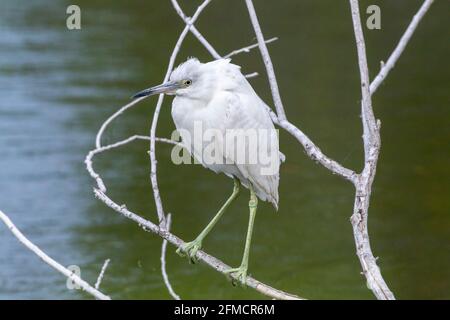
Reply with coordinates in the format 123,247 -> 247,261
224,265 -> 248,287
176,240 -> 202,264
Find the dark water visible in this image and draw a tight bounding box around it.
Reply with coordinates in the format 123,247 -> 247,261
0,0 -> 448,299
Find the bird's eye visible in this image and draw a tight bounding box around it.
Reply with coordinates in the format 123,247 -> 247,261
183,79 -> 192,86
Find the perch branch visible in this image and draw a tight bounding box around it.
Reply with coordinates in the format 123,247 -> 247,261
370,0 -> 434,94
160,213 -> 181,300
0,210 -> 110,300
245,72 -> 259,78
93,188 -> 303,300
349,0 -> 394,300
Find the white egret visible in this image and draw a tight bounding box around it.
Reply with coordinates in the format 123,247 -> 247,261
133,58 -> 283,285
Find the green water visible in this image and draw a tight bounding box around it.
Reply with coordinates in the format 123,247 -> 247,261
0,0 -> 449,299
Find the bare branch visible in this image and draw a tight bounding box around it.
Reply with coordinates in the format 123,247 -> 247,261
370,0 -> 434,94
160,213 -> 181,300
349,0 -> 394,300
95,259 -> 110,290
224,37 -> 278,59
244,0 -> 287,120
0,210 -> 110,300
245,72 -> 259,79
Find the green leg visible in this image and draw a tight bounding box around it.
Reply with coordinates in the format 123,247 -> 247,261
177,178 -> 240,263
224,186 -> 258,287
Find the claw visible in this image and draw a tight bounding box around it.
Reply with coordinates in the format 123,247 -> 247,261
224,265 -> 248,287
176,240 -> 202,264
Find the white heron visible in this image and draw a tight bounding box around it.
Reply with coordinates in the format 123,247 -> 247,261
133,58 -> 283,285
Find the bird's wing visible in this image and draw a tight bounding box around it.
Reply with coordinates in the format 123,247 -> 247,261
210,89 -> 281,209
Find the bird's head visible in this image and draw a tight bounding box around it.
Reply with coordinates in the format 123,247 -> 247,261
132,57 -> 216,102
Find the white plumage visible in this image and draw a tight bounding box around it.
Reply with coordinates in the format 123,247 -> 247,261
170,58 -> 282,209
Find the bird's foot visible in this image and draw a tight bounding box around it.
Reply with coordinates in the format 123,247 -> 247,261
176,239 -> 202,264
224,264 -> 248,287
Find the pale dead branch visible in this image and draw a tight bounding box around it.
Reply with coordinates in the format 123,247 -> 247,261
0,210 -> 110,300
370,0 -> 435,94
95,259 -> 111,290
224,37 -> 278,59
348,0 -> 393,300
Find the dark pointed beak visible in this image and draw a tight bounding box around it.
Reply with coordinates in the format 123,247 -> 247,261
132,81 -> 181,99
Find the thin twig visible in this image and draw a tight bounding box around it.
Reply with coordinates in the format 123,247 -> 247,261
224,37 -> 278,59
245,72 -> 259,79
95,97 -> 144,149
370,0 -> 434,94
95,259 -> 111,290
0,210 -> 110,300
160,213 -> 181,300
349,0 -> 394,300
244,0 -> 287,120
